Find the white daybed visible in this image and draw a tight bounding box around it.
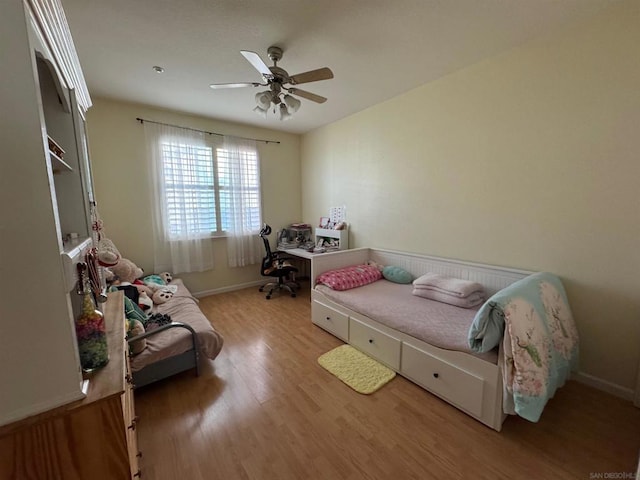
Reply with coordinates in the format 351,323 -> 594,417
310,248 -> 533,431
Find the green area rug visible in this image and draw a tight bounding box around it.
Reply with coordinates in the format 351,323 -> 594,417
318,344 -> 396,394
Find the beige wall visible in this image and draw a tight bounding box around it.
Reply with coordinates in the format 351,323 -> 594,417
87,98 -> 301,294
302,1 -> 640,390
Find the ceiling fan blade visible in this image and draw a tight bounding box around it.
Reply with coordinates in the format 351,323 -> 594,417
209,82 -> 262,89
240,50 -> 274,79
289,67 -> 334,85
288,88 -> 327,104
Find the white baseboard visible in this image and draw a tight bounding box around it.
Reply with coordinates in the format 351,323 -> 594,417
573,371 -> 635,402
192,279 -> 266,298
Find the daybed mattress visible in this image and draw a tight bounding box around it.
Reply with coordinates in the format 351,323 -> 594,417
129,279 -> 224,372
315,279 -> 497,363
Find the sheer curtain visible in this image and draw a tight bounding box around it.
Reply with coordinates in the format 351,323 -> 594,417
223,136 -> 263,267
144,122 -> 214,274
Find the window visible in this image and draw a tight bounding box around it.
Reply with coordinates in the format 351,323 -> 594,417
161,141 -> 261,238
216,148 -> 261,232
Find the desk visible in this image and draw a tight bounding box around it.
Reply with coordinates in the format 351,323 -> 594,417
277,247 -> 329,281
277,247 -> 316,260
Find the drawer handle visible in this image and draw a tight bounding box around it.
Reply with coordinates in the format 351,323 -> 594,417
368,339 -> 373,344
128,417 -> 139,430
137,451 -> 143,458
433,373 -> 439,379
325,316 -> 331,321
133,470 -> 142,478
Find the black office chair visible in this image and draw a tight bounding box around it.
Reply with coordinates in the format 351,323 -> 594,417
258,224 -> 298,299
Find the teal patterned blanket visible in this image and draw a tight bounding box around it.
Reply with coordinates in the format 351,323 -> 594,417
468,272 -> 579,422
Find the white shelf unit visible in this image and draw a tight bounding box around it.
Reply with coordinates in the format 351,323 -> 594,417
315,227 -> 349,251
0,0 -> 95,429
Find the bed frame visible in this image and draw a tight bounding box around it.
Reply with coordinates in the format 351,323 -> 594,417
127,322 -> 200,389
310,248 -> 533,431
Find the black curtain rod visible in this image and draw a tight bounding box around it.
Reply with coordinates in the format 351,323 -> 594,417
135,117 -> 281,145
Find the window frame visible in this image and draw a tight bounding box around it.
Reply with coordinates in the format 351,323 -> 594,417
160,137 -> 263,240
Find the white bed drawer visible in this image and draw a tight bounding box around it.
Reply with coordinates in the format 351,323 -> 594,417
401,343 -> 485,418
349,317 -> 401,370
312,300 -> 349,341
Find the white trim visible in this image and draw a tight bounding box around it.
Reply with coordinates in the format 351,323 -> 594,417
192,279 -> 265,298
24,0 -> 91,111
573,371 -> 635,401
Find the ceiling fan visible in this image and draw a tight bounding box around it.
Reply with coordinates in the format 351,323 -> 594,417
209,46 -> 334,120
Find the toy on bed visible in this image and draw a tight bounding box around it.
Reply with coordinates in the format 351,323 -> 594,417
124,274 -> 224,388
104,255 -> 223,388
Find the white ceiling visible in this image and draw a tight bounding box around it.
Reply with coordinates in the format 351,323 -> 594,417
60,0 -> 617,134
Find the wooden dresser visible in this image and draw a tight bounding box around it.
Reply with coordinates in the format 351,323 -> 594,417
0,291 -> 141,479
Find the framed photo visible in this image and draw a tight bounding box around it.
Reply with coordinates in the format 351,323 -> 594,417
319,217 -> 330,228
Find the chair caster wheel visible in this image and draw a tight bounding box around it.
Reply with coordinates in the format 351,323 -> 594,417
266,295 -> 271,300
259,286 -> 264,292
291,293 -> 296,298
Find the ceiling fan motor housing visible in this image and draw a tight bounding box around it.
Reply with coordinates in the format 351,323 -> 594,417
267,46 -> 283,64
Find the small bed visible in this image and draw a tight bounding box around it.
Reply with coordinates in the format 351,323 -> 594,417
310,248 -> 579,431
315,281 -> 497,363
127,279 -> 224,388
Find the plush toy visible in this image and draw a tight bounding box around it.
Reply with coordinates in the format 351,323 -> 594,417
152,288 -> 174,305
159,272 -> 173,284
111,258 -> 144,284
96,237 -> 121,267
132,279 -> 154,297
137,291 -> 153,311
143,274 -> 165,290
126,319 -> 146,355
103,268 -> 116,283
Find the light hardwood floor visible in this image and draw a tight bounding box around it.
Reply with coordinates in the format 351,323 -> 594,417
135,283 -> 640,479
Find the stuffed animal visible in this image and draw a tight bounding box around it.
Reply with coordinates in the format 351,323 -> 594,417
126,319 -> 146,355
137,291 -> 153,311
132,279 -> 154,297
159,272 -> 173,284
103,268 -> 116,283
111,258 -> 144,284
142,274 -> 165,291
152,288 -> 174,305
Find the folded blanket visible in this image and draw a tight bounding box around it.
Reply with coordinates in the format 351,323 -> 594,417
413,273 -> 485,298
412,288 -> 484,308
468,272 -> 579,422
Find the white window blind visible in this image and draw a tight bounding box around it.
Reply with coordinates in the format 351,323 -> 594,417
217,148 -> 261,232
161,142 -> 261,238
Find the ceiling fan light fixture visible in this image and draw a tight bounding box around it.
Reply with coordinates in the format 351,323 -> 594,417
279,102 -> 291,121
283,94 -> 301,113
255,90 -> 271,110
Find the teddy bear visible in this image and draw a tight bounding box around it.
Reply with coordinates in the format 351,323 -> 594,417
110,258 -> 144,284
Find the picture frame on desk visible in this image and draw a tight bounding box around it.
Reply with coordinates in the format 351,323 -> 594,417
319,217 -> 330,228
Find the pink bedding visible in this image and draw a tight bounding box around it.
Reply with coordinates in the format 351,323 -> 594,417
129,279 -> 223,372
315,280 -> 498,363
